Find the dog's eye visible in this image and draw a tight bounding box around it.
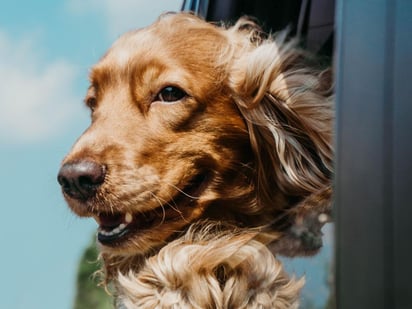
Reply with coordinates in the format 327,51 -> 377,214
156,86 -> 187,103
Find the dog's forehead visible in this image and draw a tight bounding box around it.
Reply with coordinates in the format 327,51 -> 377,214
96,15 -> 228,72
100,29 -> 161,69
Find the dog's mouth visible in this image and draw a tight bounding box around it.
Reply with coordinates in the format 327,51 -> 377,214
95,211 -> 157,245
94,172 -> 211,246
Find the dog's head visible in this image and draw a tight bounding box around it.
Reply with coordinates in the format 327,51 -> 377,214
58,13 -> 333,263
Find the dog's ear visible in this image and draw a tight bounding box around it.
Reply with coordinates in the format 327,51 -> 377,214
229,33 -> 334,210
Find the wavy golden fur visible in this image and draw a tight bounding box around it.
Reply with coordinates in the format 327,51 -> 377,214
58,12 -> 333,306
116,223 -> 304,309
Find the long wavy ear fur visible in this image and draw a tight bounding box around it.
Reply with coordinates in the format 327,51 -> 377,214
228,19 -> 334,224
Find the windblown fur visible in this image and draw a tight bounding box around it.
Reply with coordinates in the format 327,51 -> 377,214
116,223 -> 304,309
58,12 -> 334,308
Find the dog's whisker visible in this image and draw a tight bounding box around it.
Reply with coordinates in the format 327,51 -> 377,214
164,182 -> 202,200
147,181 -> 199,224
158,205 -> 166,226
148,192 -> 175,216
146,192 -> 169,227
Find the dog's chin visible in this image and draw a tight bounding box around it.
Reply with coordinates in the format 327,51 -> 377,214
74,172 -> 213,255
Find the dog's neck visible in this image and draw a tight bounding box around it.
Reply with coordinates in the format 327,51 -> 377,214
101,251 -> 148,284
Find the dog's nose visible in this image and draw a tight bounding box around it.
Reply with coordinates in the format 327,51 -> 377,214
57,161 -> 106,200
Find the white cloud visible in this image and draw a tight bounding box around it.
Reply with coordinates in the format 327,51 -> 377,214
0,31 -> 81,144
68,0 -> 182,38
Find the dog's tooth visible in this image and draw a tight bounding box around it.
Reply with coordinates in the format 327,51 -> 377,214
110,223 -> 126,235
97,220 -> 129,240
125,212 -> 133,224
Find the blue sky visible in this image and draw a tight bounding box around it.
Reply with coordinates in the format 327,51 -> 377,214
0,1 -> 333,308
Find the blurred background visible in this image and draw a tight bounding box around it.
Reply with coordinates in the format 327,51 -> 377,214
0,1 -> 333,308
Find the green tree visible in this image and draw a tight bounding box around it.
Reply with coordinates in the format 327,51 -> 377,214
73,237 -> 113,309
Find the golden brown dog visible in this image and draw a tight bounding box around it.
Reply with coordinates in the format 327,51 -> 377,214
58,12 -> 333,296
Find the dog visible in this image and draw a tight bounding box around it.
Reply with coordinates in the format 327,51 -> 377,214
58,12 -> 333,306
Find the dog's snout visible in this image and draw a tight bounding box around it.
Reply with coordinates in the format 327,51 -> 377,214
58,161 -> 106,200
